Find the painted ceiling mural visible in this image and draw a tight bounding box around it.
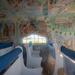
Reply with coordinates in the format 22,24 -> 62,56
7,0 -> 44,11
7,0 -> 23,9
6,0 -> 75,16
48,0 -> 75,15
0,0 -> 74,20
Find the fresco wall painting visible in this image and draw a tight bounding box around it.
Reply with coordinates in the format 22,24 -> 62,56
7,0 -> 42,12
55,17 -> 73,29
48,13 -> 75,33
57,34 -> 75,50
48,0 -> 75,15
51,31 -> 75,51
7,0 -> 23,8
51,29 -> 75,50
3,0 -> 75,17
19,19 -> 48,36
0,23 -> 2,38
45,13 -> 75,51
0,0 -> 75,47
0,20 -> 15,41
0,9 -> 7,19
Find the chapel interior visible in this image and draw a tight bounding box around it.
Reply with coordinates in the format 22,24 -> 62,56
0,0 -> 75,75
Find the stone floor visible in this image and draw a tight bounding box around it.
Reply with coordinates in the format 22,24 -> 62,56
41,62 -> 64,75
41,62 -> 53,75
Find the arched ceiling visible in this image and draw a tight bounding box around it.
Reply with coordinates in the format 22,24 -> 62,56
0,0 -> 75,20
0,0 -> 75,37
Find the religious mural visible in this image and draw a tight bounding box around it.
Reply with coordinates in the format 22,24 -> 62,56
0,21 -> 15,40
7,0 -> 23,8
0,0 -> 75,51
55,17 -> 73,29
0,23 -> 2,38
61,1 -> 75,13
48,0 -> 75,15
0,9 -> 7,19
0,13 -> 6,18
7,0 -> 47,9
25,0 -> 42,6
6,0 -> 75,18
19,19 -> 48,36
51,32 -> 75,51
2,24 -> 9,37
49,13 -> 75,33
7,0 -> 43,12
57,35 -> 74,50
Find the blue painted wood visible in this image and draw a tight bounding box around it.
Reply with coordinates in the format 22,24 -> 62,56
29,41 -> 32,47
0,42 -> 13,49
0,48 -> 22,72
60,46 -> 75,60
47,41 -> 53,47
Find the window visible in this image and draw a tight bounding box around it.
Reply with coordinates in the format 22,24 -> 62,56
23,34 -> 47,43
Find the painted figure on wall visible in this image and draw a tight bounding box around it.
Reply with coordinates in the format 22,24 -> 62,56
2,24 -> 9,37
48,0 -> 58,9
0,13 -> 6,18
7,0 -> 44,12
49,0 -> 56,5
57,35 -> 73,50
48,0 -> 74,15
30,18 -> 39,30
8,23 -> 15,36
7,0 -> 23,8
26,0 -> 41,6
0,23 -> 2,38
0,21 -> 15,41
19,20 -> 48,36
55,17 -> 73,29
42,0 -> 48,6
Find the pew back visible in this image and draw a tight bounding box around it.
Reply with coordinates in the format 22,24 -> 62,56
60,46 -> 75,75
0,48 -> 22,75
0,42 -> 14,56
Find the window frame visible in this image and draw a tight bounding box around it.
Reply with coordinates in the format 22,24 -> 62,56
22,34 -> 47,44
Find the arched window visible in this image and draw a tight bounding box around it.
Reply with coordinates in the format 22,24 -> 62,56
22,34 -> 47,43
